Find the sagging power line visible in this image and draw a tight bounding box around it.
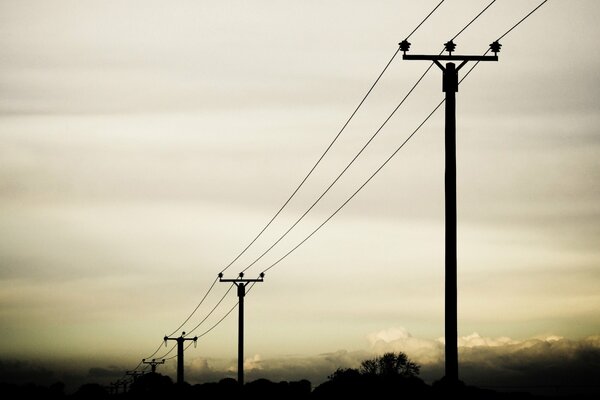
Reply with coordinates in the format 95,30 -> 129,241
124,0 -> 549,382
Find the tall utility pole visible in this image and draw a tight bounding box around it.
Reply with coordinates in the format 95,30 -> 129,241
401,39 -> 500,386
163,332 -> 197,384
218,272 -> 264,386
142,358 -> 165,373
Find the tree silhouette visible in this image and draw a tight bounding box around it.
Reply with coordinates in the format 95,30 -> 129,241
359,351 -> 420,378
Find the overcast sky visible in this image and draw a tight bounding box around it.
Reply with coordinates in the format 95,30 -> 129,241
0,0 -> 599,390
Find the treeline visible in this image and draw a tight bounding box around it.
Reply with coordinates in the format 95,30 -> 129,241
1,352 -> 591,399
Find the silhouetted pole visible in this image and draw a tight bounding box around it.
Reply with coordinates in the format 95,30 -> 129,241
219,272 -> 264,386
401,39 -> 500,386
126,370 -> 144,384
142,358 -> 165,373
163,332 -> 197,384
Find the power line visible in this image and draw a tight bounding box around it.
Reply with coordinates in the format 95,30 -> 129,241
218,49 -> 398,276
124,0 -> 452,374
239,0 -> 498,275
184,283 -> 235,336
156,343 -> 178,360
240,63 -> 433,274
128,4 -> 452,372
451,0 -> 496,41
125,0 -> 548,374
167,276 -> 219,337
219,0 -> 449,276
259,0 -> 550,276
197,282 -> 256,339
405,0 -> 447,41
262,100 -> 444,275
497,0 -> 548,41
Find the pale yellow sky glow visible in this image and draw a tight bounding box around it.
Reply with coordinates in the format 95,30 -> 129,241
0,0 -> 599,387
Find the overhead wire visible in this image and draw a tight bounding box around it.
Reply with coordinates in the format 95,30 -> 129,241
451,0 -> 496,41
184,283 -> 235,336
166,276 -> 219,338
404,0 -> 446,41
260,0 -> 549,275
125,0 -> 549,374
197,282 -> 256,339
123,4 -> 453,374
240,0 -> 498,275
125,0 -> 452,374
219,0 -> 449,276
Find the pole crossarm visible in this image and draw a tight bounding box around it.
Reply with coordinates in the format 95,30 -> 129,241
218,271 -> 265,283
403,54 -> 497,62
142,358 -> 165,373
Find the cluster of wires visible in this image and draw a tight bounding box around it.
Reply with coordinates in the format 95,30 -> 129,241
117,0 -> 549,385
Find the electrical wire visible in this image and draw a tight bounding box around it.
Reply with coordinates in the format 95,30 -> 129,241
218,48 -> 399,276
197,282 -> 256,339
128,3 -> 453,372
125,0 -> 548,374
219,0 -> 449,276
497,0 -> 548,41
405,0 -> 446,41
239,63 -> 434,274
451,0 -> 496,41
184,283 -> 235,336
261,100 -> 444,274
259,0 -> 550,275
239,0 -> 498,275
156,343 -> 178,360
167,276 -> 219,337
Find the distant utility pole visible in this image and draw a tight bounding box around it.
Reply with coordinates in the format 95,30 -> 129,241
142,358 -> 166,373
125,370 -> 144,383
219,272 -> 264,386
401,39 -> 500,386
163,332 -> 198,384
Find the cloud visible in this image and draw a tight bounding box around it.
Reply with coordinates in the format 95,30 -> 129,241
364,327 -> 600,394
182,328 -> 600,395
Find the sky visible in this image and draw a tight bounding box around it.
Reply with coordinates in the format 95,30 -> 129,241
1,0 -> 599,392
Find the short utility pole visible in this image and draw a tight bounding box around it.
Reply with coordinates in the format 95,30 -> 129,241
401,39 -> 500,386
125,370 -> 144,383
163,332 -> 198,384
218,272 -> 264,386
142,358 -> 166,373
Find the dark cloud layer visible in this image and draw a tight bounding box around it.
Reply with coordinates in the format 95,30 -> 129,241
1,336 -> 598,396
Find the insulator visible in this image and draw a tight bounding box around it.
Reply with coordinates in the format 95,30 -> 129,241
489,40 -> 502,54
399,39 -> 411,53
444,40 -> 456,54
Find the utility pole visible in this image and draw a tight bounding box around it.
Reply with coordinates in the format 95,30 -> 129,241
218,272 -> 264,386
142,358 -> 166,373
401,39 -> 500,386
163,332 -> 197,384
125,370 -> 144,383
